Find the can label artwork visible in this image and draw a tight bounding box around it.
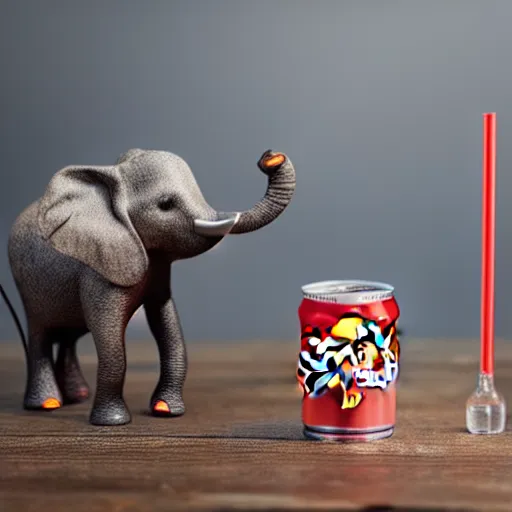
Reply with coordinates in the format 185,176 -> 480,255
297,280 -> 400,441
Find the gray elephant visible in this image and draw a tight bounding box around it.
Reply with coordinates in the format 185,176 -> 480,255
4,148 -> 296,426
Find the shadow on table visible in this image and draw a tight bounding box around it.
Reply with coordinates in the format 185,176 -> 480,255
356,507 -> 475,512
136,412 -> 307,440
211,506 -> 476,512
171,420 -> 306,441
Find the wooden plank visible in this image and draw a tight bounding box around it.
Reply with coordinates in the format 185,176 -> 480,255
0,338 -> 511,511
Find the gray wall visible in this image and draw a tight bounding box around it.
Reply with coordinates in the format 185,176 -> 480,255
1,0 -> 512,342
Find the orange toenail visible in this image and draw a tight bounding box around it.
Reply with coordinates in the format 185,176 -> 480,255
153,400 -> 170,413
42,398 -> 61,409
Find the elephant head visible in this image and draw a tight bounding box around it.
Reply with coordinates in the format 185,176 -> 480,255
37,149 -> 296,287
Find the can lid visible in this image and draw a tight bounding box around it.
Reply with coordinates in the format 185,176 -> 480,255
301,280 -> 394,305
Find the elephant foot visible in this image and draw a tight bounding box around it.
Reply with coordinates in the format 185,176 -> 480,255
150,396 -> 185,417
89,399 -> 131,426
24,380 -> 63,410
55,341 -> 90,405
62,385 -> 90,405
24,395 -> 62,411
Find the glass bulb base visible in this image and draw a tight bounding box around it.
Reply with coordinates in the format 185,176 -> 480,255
466,373 -> 506,434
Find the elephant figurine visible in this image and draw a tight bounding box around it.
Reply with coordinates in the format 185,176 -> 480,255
5,148 -> 296,426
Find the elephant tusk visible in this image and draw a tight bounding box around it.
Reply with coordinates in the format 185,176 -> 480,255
193,212 -> 241,237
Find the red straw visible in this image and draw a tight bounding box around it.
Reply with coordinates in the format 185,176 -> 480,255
481,112 -> 496,375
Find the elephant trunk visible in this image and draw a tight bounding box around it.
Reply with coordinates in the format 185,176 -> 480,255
193,150 -> 296,238
220,150 -> 296,235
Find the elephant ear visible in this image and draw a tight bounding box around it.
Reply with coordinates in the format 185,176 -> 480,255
37,165 -> 148,287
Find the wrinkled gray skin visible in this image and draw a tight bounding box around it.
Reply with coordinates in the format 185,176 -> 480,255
8,148 -> 296,426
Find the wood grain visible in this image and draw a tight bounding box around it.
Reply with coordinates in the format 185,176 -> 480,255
1,337 -> 512,511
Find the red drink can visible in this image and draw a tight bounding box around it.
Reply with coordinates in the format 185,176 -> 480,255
297,280 -> 400,441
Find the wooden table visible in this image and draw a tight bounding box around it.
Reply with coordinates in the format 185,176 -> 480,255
1,337 -> 512,511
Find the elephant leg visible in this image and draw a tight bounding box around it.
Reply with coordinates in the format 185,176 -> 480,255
87,323 -> 130,426
144,295 -> 186,417
55,329 -> 90,404
83,295 -> 131,426
23,328 -> 63,410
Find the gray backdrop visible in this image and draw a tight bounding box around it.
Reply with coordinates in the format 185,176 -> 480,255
1,0 -> 512,343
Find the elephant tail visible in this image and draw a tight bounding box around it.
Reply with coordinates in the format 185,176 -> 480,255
0,284 -> 27,357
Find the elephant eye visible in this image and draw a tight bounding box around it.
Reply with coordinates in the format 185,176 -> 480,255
158,197 -> 174,211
